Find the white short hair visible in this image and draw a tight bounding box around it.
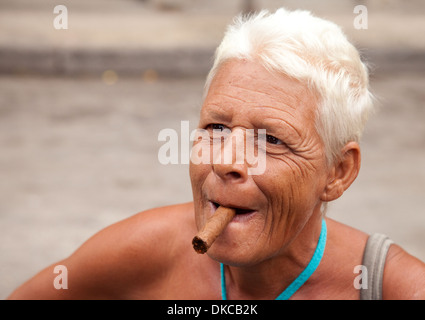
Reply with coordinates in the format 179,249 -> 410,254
204,8 -> 374,165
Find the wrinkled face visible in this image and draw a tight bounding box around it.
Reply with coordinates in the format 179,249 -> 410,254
189,59 -> 330,266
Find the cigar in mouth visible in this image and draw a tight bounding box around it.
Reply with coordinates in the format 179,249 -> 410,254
192,206 -> 236,254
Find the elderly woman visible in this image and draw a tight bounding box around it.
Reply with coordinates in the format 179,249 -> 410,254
8,8 -> 425,300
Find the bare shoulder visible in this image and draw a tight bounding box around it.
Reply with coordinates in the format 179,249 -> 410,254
69,201 -> 197,278
324,217 -> 370,263
300,218 -> 369,299
8,202 -> 196,299
323,219 -> 425,300
383,244 -> 425,300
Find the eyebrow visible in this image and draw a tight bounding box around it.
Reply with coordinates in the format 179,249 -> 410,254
257,116 -> 304,141
200,104 -> 233,123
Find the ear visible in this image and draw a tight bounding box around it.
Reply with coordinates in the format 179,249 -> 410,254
320,142 -> 361,202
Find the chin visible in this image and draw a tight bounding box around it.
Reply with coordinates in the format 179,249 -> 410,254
206,239 -> 268,267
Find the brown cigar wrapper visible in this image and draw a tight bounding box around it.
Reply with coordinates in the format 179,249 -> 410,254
192,206 -> 236,254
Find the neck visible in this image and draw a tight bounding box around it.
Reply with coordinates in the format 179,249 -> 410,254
223,213 -> 325,300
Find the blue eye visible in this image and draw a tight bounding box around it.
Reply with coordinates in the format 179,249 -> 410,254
266,134 -> 282,145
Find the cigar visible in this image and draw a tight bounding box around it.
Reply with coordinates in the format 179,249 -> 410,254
192,206 -> 236,254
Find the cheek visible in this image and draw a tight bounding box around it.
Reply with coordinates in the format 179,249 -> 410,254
189,162 -> 210,229
258,157 -> 326,226
189,160 -> 212,203
270,154 -> 327,194
258,158 -> 305,204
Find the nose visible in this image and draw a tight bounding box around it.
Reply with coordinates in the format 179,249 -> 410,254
212,128 -> 248,183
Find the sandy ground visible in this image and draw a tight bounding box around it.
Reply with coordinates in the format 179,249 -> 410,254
1,0 -> 424,299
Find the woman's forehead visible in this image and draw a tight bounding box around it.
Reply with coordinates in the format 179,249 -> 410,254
203,59 -> 318,123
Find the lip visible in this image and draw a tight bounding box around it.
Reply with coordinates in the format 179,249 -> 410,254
208,200 -> 257,223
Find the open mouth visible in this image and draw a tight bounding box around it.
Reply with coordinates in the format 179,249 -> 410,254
211,201 -> 256,216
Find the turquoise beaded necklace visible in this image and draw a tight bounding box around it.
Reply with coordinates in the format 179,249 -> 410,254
220,219 -> 327,300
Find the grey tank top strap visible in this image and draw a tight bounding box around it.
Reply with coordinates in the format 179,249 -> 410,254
360,233 -> 394,300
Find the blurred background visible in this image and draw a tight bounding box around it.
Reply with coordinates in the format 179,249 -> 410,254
1,0 -> 424,299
